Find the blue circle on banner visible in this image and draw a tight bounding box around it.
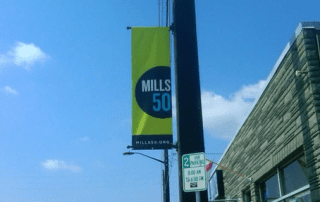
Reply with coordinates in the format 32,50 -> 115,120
135,66 -> 172,119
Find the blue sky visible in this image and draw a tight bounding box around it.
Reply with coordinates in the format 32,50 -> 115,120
0,0 -> 319,201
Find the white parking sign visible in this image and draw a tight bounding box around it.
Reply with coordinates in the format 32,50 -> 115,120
182,152 -> 207,192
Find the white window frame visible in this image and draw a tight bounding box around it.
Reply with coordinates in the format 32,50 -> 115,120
271,184 -> 310,202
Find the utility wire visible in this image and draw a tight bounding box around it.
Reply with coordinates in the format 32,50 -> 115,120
161,0 -> 163,26
158,0 -> 160,26
206,153 -> 223,155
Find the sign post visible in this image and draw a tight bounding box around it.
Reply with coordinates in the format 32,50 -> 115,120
173,0 -> 208,200
182,152 -> 207,196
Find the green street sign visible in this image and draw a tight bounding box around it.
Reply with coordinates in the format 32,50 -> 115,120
182,152 -> 207,192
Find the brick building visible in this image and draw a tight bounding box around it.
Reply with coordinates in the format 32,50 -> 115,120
208,22 -> 320,202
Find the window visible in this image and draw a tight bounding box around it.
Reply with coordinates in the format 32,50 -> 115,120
282,156 -> 308,195
243,189 -> 252,202
260,174 -> 280,202
208,172 -> 218,200
259,154 -> 311,202
208,170 -> 225,200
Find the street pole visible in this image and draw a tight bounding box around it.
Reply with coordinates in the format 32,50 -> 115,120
163,170 -> 165,202
164,1 -> 170,201
172,0 -> 208,202
123,151 -> 170,202
164,149 -> 170,202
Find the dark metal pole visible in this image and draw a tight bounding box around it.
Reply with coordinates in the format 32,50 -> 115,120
164,149 -> 170,202
166,0 -> 169,27
124,151 -> 170,202
173,0 -> 208,202
163,170 -> 166,202
164,1 -> 170,201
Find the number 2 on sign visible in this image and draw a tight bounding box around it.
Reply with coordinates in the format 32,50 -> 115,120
184,157 -> 190,168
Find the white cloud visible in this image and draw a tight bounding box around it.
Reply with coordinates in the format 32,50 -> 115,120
201,80 -> 267,140
41,159 -> 82,172
0,42 -> 48,70
233,80 -> 267,100
173,80 -> 267,140
0,86 -> 19,95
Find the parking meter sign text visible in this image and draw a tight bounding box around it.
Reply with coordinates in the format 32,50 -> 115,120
182,153 -> 207,192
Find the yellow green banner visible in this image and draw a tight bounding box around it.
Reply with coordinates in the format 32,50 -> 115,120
131,27 -> 172,150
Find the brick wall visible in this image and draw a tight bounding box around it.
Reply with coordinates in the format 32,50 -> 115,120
216,28 -> 320,201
